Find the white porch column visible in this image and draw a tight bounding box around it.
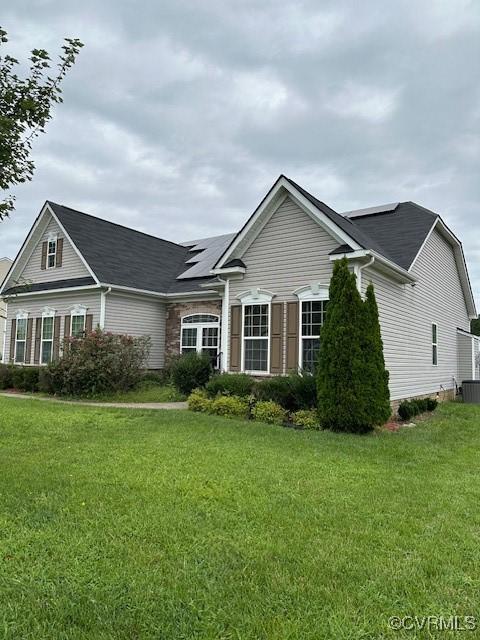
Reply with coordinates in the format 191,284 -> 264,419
220,278 -> 230,372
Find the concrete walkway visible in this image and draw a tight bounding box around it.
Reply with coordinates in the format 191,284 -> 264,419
0,391 -> 188,410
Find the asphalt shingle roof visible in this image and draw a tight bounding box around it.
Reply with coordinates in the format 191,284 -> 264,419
47,181 -> 441,296
49,202 -> 191,294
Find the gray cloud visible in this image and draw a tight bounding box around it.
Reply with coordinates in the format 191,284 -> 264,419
2,0 -> 480,302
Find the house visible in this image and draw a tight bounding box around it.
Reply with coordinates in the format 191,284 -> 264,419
0,175 -> 478,403
0,257 -> 13,360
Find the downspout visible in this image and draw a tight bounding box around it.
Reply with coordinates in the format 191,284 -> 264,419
217,277 -> 229,372
1,300 -> 7,363
99,287 -> 111,329
356,254 -> 375,294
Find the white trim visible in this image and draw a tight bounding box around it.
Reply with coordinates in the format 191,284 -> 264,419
0,203 -> 51,295
241,300 -> 271,374
13,314 -> 28,364
293,283 -> 329,301
409,217 -> 476,318
47,204 -> 99,283
432,322 -> 438,366
99,287 -> 111,329
211,266 -> 246,276
408,219 -> 437,272
3,284 -> 101,298
215,176 -> 363,270
237,288 -> 275,304
330,249 -> 416,284
220,278 -> 230,372
180,313 -> 220,361
41,306 -> 56,318
45,235 -> 58,270
297,297 -> 328,371
472,336 -> 476,380
40,309 -> 56,365
2,300 -> 7,363
70,304 -> 87,316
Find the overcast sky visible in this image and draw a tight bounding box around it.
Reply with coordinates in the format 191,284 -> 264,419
2,1 -> 480,303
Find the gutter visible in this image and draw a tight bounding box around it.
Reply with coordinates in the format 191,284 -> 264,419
99,286 -> 111,329
356,255 -> 375,293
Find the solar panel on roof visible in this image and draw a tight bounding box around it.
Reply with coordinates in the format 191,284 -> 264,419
343,203 -> 399,218
177,233 -> 236,279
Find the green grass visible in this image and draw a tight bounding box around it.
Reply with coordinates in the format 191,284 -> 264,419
1,399 -> 480,639
79,382 -> 185,403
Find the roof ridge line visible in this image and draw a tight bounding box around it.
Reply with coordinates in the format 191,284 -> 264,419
47,201 -> 186,251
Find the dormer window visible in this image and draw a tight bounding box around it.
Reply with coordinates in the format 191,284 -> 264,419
47,238 -> 57,268
41,234 -> 63,270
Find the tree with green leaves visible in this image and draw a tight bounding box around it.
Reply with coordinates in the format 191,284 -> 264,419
0,27 -> 83,219
317,257 -> 372,433
362,283 -> 391,425
471,316 -> 480,337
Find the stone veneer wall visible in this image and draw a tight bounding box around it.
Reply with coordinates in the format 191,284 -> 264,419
165,300 -> 222,364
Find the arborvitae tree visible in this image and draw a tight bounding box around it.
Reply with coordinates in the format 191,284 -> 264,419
317,257 -> 371,433
363,283 -> 391,425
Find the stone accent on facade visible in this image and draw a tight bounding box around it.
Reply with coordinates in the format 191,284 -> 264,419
165,299 -> 222,364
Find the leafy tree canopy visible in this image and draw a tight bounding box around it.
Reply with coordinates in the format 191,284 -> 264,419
0,27 -> 83,219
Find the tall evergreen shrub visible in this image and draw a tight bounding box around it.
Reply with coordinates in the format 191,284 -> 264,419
317,258 -> 371,433
363,283 -> 391,424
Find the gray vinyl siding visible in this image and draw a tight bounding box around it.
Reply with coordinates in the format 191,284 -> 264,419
457,333 -> 474,383
228,196 -> 338,371
17,215 -> 90,285
0,259 -> 12,361
104,293 -> 166,369
229,197 -> 338,300
3,291 -> 101,363
362,228 -> 470,400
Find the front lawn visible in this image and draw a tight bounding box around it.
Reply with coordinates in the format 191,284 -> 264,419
1,398 -> 480,639
78,382 -> 184,403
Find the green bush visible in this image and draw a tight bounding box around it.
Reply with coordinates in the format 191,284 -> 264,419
142,370 -> 169,385
291,409 -> 319,430
206,373 -> 255,398
188,389 -> 214,413
252,400 -> 286,425
6,366 -> 41,392
398,400 -> 416,421
211,395 -> 250,419
398,398 -> 438,420
41,329 -> 150,397
170,352 -> 212,395
254,374 -> 316,411
0,364 -> 13,390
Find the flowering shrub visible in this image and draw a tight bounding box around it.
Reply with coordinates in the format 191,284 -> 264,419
39,329 -> 150,397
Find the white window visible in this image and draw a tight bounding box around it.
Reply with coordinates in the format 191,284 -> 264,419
237,289 -> 273,374
70,305 -> 87,337
301,300 -> 328,372
41,308 -> 55,364
14,313 -> 28,364
46,237 -> 57,269
181,314 -> 220,365
243,304 -> 269,372
295,283 -> 329,373
432,323 -> 438,366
